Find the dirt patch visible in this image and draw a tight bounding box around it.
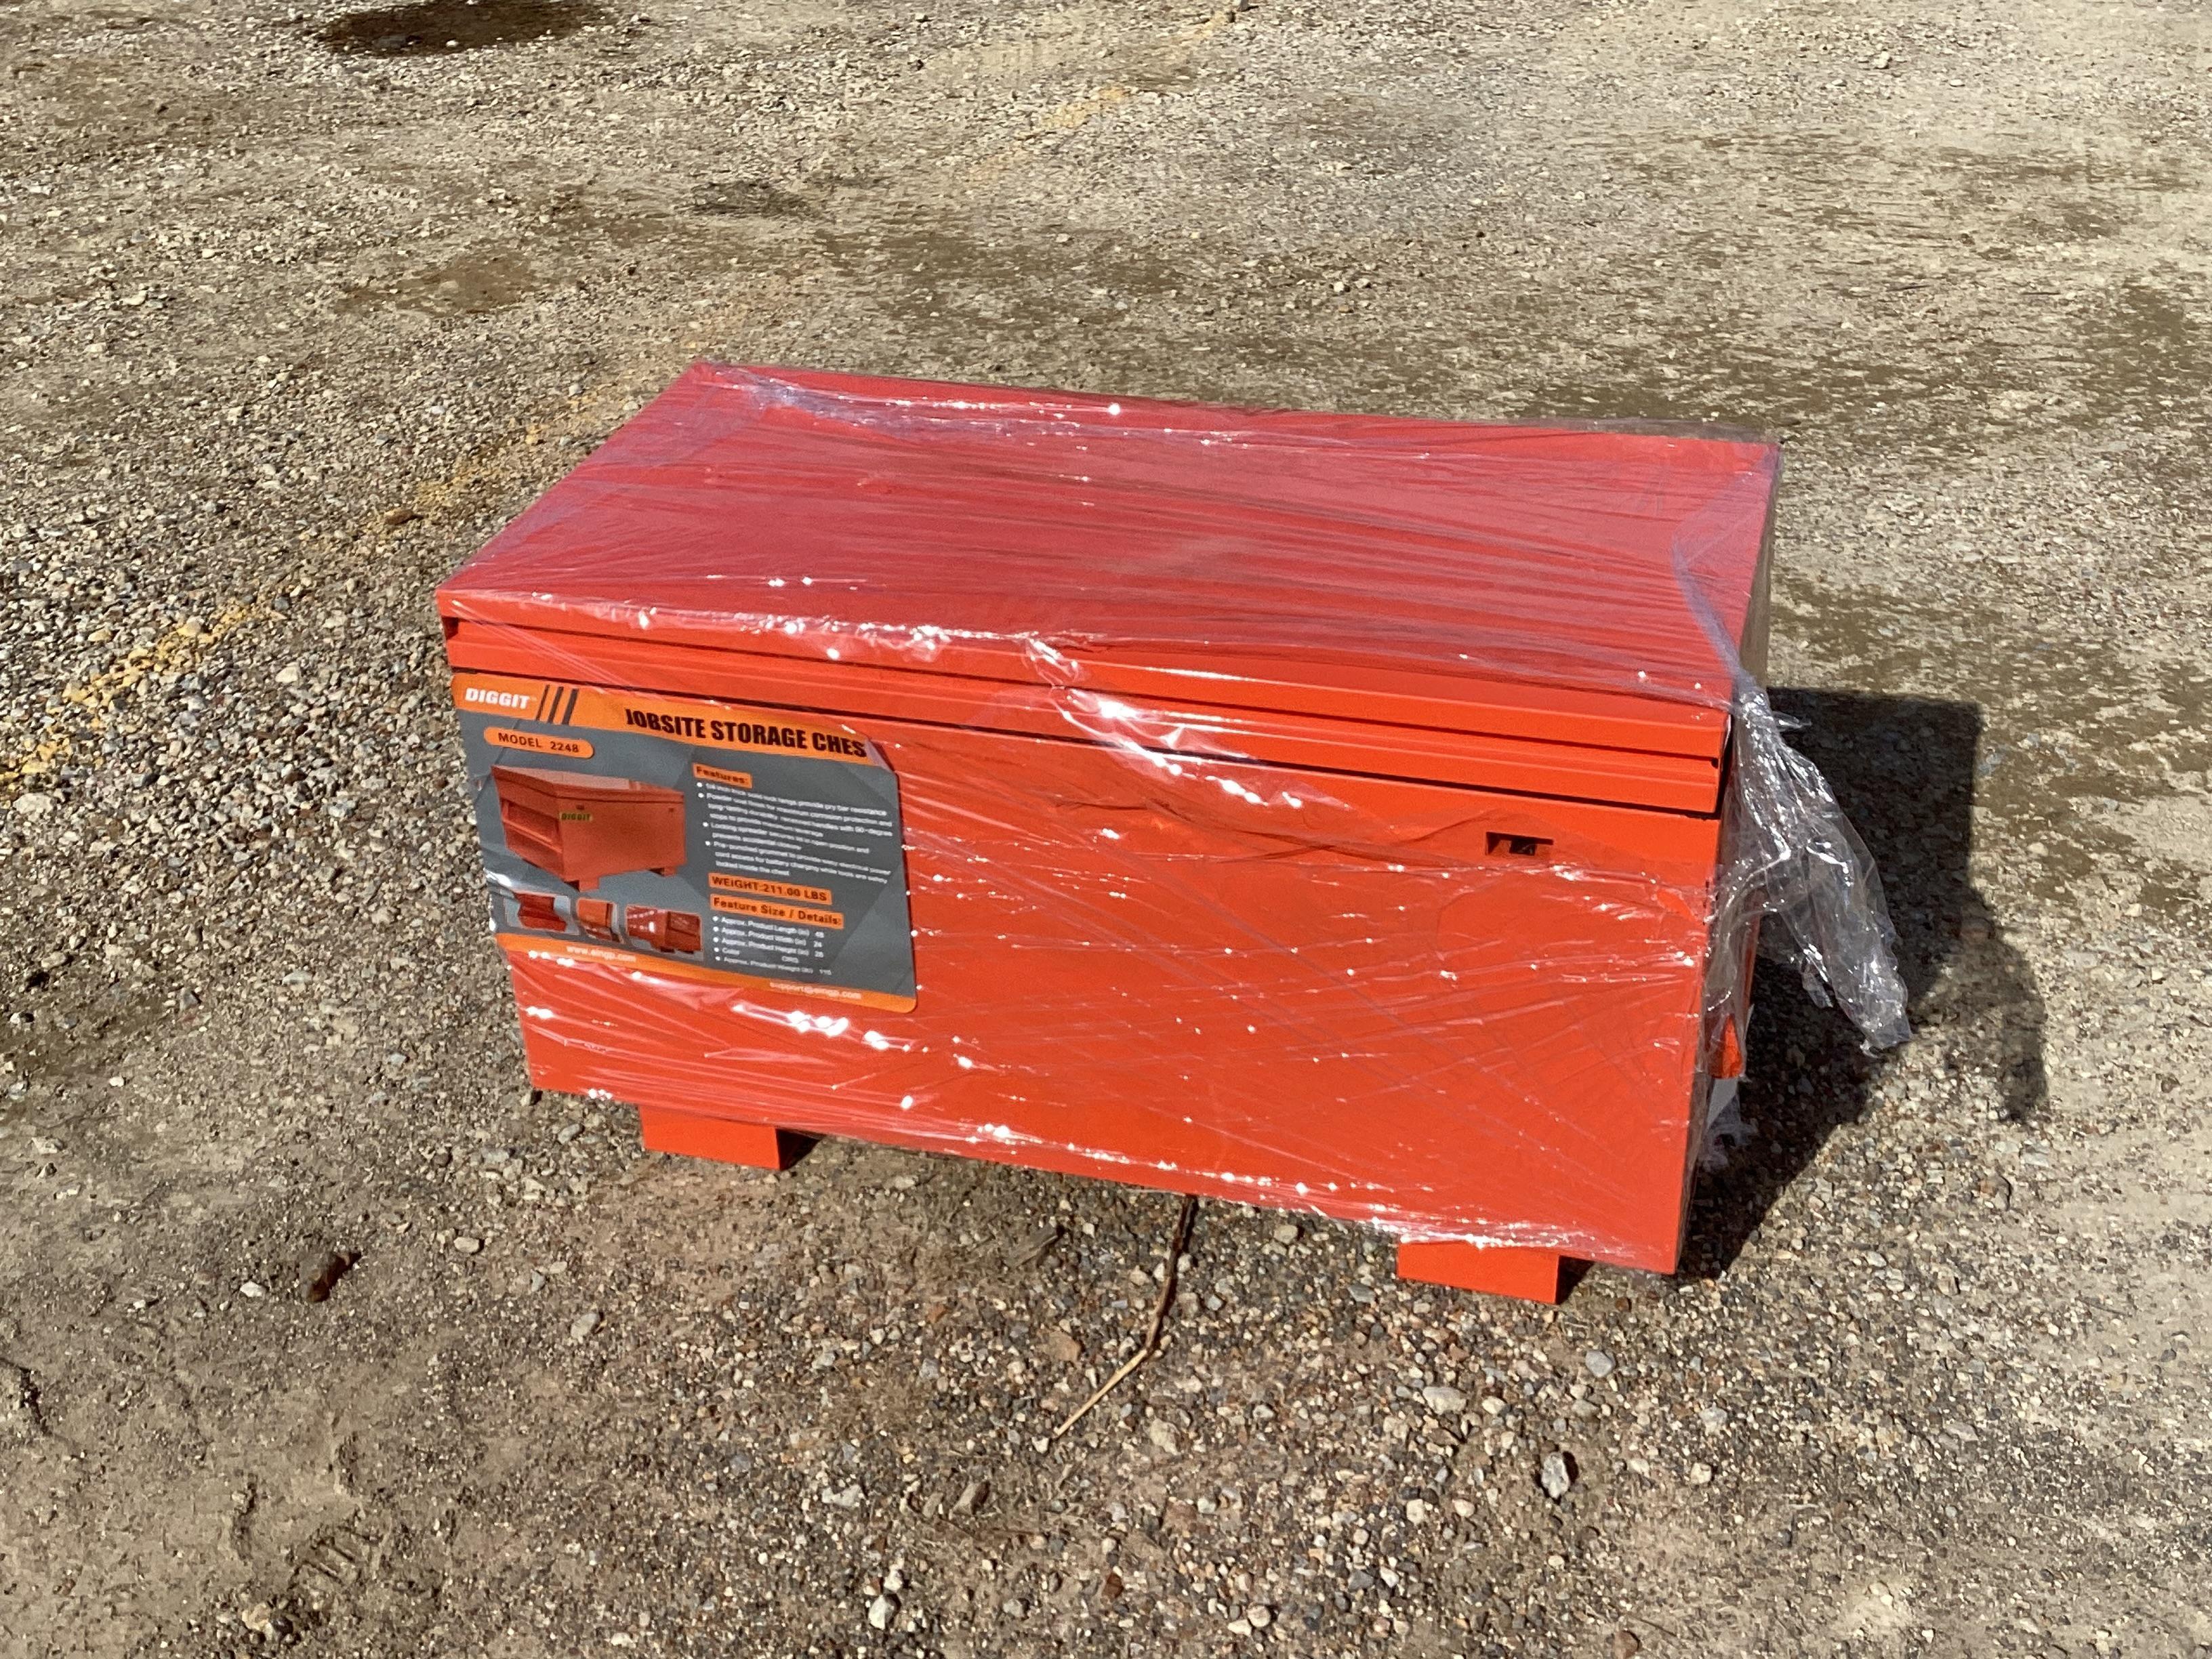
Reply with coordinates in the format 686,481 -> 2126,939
339,250 -> 541,317
691,180 -> 815,221
318,0 -> 608,57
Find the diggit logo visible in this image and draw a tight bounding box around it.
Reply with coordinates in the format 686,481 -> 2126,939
464,687 -> 536,711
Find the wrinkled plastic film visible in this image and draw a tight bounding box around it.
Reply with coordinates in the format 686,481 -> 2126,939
1660,471 -> 1910,1052
437,365 -> 1908,1272
1719,681 -> 1910,1046
450,364 -> 1765,718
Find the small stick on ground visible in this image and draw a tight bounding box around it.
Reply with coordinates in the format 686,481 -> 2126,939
1053,1193 -> 1198,1442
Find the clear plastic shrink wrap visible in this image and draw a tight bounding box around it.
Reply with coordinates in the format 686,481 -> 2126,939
437,365 -> 1908,1282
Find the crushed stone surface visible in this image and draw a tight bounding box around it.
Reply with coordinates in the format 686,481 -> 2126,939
1,0 -> 2209,1654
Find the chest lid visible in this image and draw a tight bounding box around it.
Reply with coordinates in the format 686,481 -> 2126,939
438,365 -> 1779,815
489,764 -> 680,806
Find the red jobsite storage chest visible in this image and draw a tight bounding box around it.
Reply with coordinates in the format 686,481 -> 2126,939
629,907 -> 703,956
514,891 -> 566,933
490,763 -> 686,892
438,365 -> 1899,1302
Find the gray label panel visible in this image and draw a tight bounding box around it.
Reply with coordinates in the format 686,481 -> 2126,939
457,678 -> 916,1008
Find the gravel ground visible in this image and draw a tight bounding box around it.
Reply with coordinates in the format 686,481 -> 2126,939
3,0 -> 2210,1655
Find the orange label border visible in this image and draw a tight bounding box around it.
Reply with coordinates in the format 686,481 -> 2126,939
453,672 -> 880,766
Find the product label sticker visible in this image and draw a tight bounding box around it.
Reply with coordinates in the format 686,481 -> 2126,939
452,673 -> 916,1011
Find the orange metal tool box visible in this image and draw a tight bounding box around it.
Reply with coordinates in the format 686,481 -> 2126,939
489,763 -> 686,892
573,896 -> 620,944
628,907 -> 703,956
438,365 -> 1902,1301
514,891 -> 567,934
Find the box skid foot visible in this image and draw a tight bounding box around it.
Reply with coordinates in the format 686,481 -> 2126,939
638,1105 -> 811,1171
1396,1240 -> 1569,1305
